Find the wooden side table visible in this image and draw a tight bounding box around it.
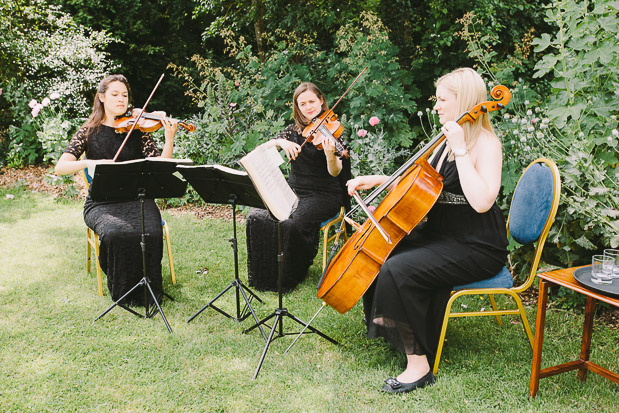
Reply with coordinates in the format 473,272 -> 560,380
529,266 -> 619,397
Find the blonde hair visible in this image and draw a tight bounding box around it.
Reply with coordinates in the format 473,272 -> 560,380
435,68 -> 493,158
292,82 -> 329,131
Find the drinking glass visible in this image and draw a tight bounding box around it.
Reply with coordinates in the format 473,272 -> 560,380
591,254 -> 613,285
604,249 -> 619,279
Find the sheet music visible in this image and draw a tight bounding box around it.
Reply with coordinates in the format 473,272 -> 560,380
239,145 -> 298,221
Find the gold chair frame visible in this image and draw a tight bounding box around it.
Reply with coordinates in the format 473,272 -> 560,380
433,158 -> 561,375
320,206 -> 348,271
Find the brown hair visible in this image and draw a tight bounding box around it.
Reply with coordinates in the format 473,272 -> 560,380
83,74 -> 132,133
292,82 -> 329,131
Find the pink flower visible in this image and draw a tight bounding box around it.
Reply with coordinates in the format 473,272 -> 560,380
50,92 -> 60,100
31,105 -> 42,118
368,206 -> 376,214
42,97 -> 51,107
0,88 -> 3,95
29,99 -> 38,109
369,116 -> 380,126
357,129 -> 368,137
234,80 -> 241,87
229,102 -> 237,108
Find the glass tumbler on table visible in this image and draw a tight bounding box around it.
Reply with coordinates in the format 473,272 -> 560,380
604,249 -> 619,279
591,254 -> 613,285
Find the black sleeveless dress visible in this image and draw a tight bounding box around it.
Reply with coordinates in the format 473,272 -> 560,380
63,125 -> 164,305
246,123 -> 349,292
364,144 -> 508,366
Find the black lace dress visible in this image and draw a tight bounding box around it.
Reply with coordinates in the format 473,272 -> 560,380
246,123 -> 349,292
63,125 -> 164,305
363,144 -> 508,367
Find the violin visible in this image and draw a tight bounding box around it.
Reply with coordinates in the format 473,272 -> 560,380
302,111 -> 349,158
114,109 -> 196,134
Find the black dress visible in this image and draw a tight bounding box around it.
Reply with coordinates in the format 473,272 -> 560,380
246,123 -> 349,292
364,144 -> 508,366
63,125 -> 164,305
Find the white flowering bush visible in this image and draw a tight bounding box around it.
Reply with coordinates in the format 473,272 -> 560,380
0,0 -> 117,166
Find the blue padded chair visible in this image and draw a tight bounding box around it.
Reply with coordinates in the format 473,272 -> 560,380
79,161 -> 176,296
432,158 -> 561,375
320,206 -> 347,271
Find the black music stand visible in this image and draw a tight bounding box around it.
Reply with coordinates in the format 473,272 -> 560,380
90,158 -> 188,334
241,208 -> 339,379
178,165 -> 266,339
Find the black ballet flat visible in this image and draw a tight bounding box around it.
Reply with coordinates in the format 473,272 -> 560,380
381,371 -> 435,394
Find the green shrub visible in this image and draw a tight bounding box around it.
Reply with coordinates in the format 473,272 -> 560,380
170,12 -> 418,177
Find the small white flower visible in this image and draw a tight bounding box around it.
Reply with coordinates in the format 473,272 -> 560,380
488,81 -> 495,87
608,136 -> 614,144
612,129 -> 618,137
520,136 -> 527,143
431,110 -> 436,115
528,126 -> 535,132
578,132 -> 585,138
504,114 -> 510,119
525,100 -> 530,105
611,115 -> 617,120
542,118 -> 549,124
526,109 -> 533,116
513,130 -> 519,135
537,132 -> 544,138
521,119 -> 528,125
425,107 -> 430,112
510,140 -> 516,145
540,124 -> 547,129
512,118 -> 518,124
417,111 -> 423,117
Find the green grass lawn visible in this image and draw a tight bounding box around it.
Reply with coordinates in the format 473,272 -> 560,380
0,188 -> 617,412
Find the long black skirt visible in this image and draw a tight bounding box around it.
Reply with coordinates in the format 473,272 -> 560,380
246,188 -> 342,292
84,198 -> 163,305
364,230 -> 505,367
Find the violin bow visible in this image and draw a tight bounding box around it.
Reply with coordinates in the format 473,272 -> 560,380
305,66 -> 368,139
112,73 -> 165,162
288,66 -> 368,165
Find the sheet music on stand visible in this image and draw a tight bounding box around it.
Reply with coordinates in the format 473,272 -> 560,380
239,145 -> 298,221
176,164 -> 264,208
89,157 -> 192,201
238,144 -> 337,379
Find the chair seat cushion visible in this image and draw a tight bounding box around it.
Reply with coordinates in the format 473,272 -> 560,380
320,213 -> 340,228
454,266 -> 513,290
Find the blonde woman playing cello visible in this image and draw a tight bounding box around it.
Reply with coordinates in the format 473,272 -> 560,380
347,68 -> 508,393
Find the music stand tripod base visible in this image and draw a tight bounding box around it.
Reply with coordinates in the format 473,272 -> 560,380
242,221 -> 338,379
93,190 -> 175,334
185,195 -> 266,341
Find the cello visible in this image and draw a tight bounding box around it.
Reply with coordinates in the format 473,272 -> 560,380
316,85 -> 511,314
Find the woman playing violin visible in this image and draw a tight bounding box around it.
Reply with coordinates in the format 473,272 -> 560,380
347,68 -> 508,393
55,74 -> 179,305
246,82 -> 350,292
